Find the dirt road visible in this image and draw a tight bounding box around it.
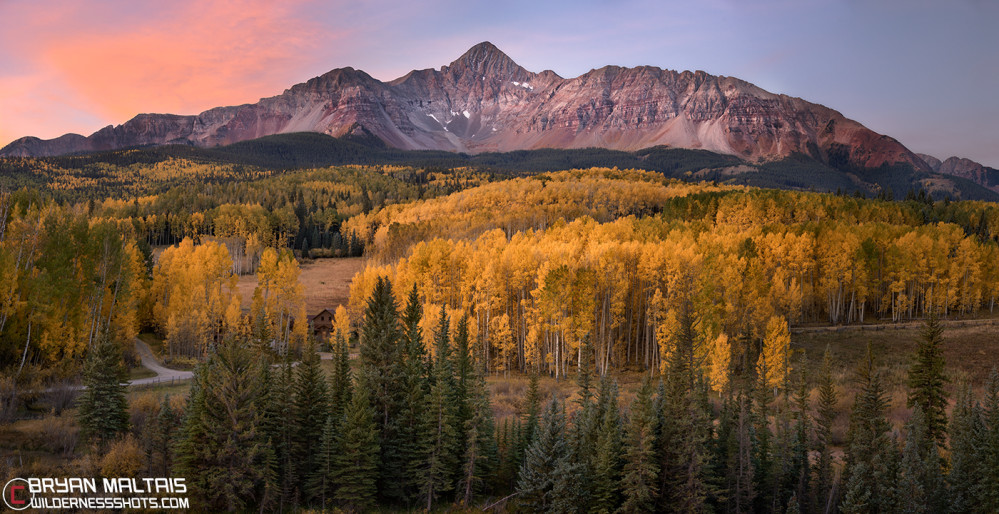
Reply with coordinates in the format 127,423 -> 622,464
130,338 -> 194,386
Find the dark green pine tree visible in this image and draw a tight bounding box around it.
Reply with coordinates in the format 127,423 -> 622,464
295,342 -> 329,504
843,344 -> 899,514
788,356 -> 811,512
712,392 -> 735,512
620,376 -> 660,513
592,377 -> 623,513
151,395 -> 180,476
310,413 -> 338,512
750,353 -> 776,514
982,368 -> 999,512
568,336 -> 598,508
839,461 -> 873,514
522,372 -> 543,448
311,334 -> 354,509
333,379 -> 380,512
401,284 -> 427,365
496,416 -> 524,493
359,276 -> 407,502
459,374 -> 498,507
812,345 -> 838,514
897,406 -> 947,514
725,391 -> 756,514
550,441 -> 587,513
517,398 -> 575,512
77,332 -> 129,446
268,354 -> 299,508
907,312 -> 949,446
330,329 -> 353,423
454,315 -> 475,420
253,359 -> 280,510
400,284 -> 431,501
421,310 -> 460,510
948,381 -> 985,514
453,315 -> 475,467
173,338 -> 274,512
667,298 -> 716,512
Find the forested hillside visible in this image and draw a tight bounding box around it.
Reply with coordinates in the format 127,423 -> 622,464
345,168 -> 999,376
5,132 -> 998,202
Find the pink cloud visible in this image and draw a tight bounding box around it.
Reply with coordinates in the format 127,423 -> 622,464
0,0 -> 349,143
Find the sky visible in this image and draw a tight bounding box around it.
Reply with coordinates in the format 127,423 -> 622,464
1,0 -> 997,167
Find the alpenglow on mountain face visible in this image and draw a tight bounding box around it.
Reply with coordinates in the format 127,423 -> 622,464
1,42 -> 929,173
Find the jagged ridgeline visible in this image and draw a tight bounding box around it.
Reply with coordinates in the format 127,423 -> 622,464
344,168 -> 999,377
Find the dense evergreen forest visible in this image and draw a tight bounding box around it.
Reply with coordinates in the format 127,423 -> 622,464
74,278 -> 999,512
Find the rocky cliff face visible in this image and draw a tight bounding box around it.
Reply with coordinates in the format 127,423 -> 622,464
0,42 -> 930,172
916,155 -> 999,193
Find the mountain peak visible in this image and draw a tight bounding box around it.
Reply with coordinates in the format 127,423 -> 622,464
447,41 -> 526,79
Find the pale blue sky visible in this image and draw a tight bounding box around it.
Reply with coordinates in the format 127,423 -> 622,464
2,0 -> 996,166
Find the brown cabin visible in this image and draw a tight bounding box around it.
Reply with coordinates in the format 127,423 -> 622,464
309,309 -> 335,342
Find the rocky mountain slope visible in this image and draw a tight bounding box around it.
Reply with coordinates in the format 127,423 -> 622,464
1,42 -> 932,174
917,153 -> 999,193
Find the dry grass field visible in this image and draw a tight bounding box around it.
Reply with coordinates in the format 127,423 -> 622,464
236,257 -> 365,315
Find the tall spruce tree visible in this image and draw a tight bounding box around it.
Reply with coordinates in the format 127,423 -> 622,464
982,368 -> 999,512
400,284 -> 430,502
522,372 -> 543,448
730,392 -> 756,513
813,345 -> 838,513
253,358 -> 281,509
310,413 -> 338,511
359,276 -> 407,502
267,354 -> 299,508
751,353 -> 776,513
948,381 -> 985,513
173,338 -> 274,512
334,380 -> 380,512
330,329 -> 353,423
420,310 -> 460,510
459,374 -> 498,507
151,395 -> 180,476
620,376 -> 660,513
843,344 -> 898,514
657,298 -> 711,513
568,337 -> 598,508
907,312 -> 949,446
311,334 -> 354,510
77,333 -> 129,446
453,315 -> 475,466
784,362 -> 811,514
294,341 -> 329,504
897,406 -> 947,514
591,379 -> 623,512
517,398 -> 574,512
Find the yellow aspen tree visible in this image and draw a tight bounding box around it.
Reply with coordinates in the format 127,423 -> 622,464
761,315 -> 791,392
333,304 -> 351,341
708,333 -> 732,394
490,312 -> 515,374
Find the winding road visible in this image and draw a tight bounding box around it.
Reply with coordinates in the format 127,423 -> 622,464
130,338 -> 194,386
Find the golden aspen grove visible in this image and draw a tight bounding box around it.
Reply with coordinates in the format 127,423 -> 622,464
345,168 -> 999,377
